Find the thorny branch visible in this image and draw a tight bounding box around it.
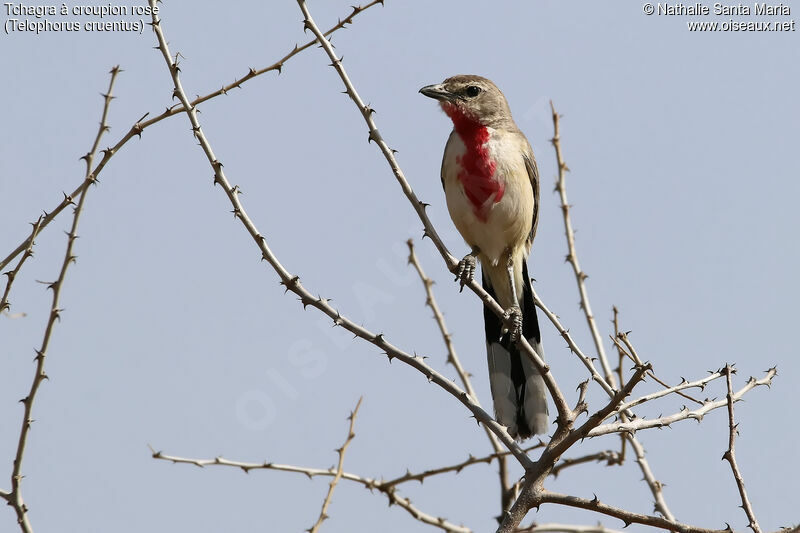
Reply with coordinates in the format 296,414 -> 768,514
0,217 -> 43,316
147,0 -> 533,468
1,67 -> 120,533
145,7 -> 780,530
407,239 -> 513,514
611,308 -> 628,465
516,523 -> 626,533
294,0 -> 573,426
722,365 -> 762,533
587,368 -> 776,437
308,397 -> 363,533
0,3 -> 783,533
292,8 -> 778,533
406,240 -> 480,407
550,101 -> 614,386
612,370 -> 724,416
611,331 -> 705,407
538,491 -> 730,533
550,450 -> 621,478
547,104 -> 677,522
0,0 -> 383,274
380,442 -> 544,489
150,448 -> 471,533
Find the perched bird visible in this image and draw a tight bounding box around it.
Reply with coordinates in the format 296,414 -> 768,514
419,75 -> 548,439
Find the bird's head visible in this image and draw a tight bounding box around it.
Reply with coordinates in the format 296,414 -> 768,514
419,75 -> 514,129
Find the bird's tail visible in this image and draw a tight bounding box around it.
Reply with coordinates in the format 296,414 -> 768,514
482,260 -> 549,440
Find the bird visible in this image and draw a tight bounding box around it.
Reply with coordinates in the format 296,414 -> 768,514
419,75 -> 548,440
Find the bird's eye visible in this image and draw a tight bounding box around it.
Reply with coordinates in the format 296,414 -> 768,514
465,86 -> 482,97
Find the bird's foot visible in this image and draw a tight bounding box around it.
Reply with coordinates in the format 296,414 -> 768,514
502,305 -> 523,342
454,253 -> 477,292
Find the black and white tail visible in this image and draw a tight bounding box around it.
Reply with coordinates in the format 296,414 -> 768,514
482,261 -> 549,440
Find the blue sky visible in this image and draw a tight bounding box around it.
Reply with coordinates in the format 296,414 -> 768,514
1,2 -> 798,532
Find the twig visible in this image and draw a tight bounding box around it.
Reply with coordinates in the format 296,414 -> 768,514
550,102 -> 615,387
548,105 -> 676,522
308,397 -> 363,533
406,240 -> 477,402
381,442 -> 545,489
547,364 -> 651,462
517,523 -> 626,533
610,334 -> 704,408
625,433 -> 672,520
722,365 -> 762,533
295,0 -> 571,426
531,286 -> 615,398
588,368 -> 777,437
550,450 -> 621,478
0,216 -> 43,315
612,371 -> 723,416
539,490 -> 730,533
4,67 -> 120,533
150,449 -> 471,533
407,239 -> 514,514
0,1 -> 383,273
611,308 -> 627,464
609,334 -> 677,520
147,1 -> 533,467
611,307 -> 625,389
497,364 -> 649,533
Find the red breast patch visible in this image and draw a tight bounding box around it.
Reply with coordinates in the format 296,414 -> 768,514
442,103 -> 503,222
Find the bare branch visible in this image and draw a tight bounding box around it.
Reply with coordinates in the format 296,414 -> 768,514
613,371 -> 723,416
550,450 -> 621,478
381,442 -> 545,489
549,364 -> 651,461
606,332 -> 677,520
517,522 -> 626,533
550,102 -> 614,386
406,239 -> 478,404
531,286 -> 615,398
150,448 -> 471,533
294,0 -> 572,425
4,66 -> 120,532
407,239 -> 513,512
146,1 -> 532,467
625,433 -> 672,520
547,105 -> 676,522
611,308 -> 627,465
539,490 -> 730,533
588,368 -> 777,437
0,216 -> 43,315
612,332 -> 705,407
308,397 -> 363,533
613,331 -> 644,368
0,1 -> 383,273
498,364 -> 649,533
722,365 -> 762,533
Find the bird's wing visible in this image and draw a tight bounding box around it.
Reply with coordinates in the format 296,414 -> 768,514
440,130 -> 458,190
523,150 -> 540,246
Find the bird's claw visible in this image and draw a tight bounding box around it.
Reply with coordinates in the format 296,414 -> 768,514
455,254 -> 477,292
502,306 -> 523,342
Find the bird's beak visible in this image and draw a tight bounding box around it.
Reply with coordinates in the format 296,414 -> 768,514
419,83 -> 454,102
